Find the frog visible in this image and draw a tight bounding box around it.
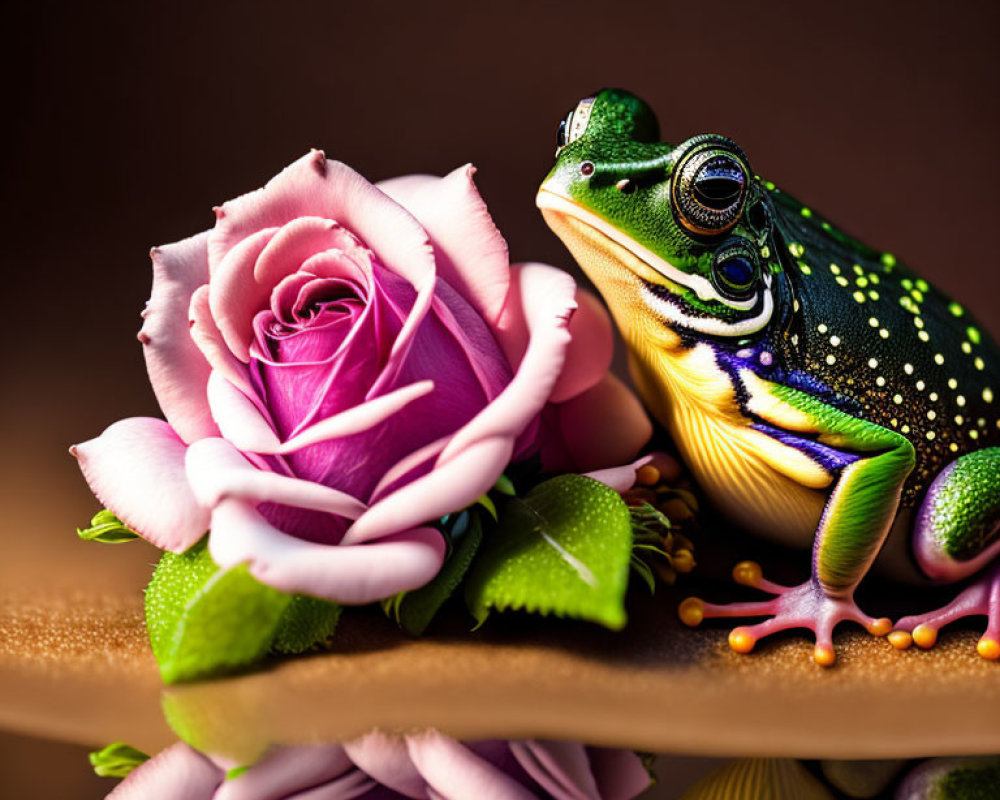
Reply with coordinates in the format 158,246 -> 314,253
536,88 -> 1000,666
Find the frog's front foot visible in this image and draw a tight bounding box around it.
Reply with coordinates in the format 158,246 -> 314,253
679,561 -> 891,667
890,563 -> 1000,660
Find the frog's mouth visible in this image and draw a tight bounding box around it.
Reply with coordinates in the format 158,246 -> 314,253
536,188 -> 774,338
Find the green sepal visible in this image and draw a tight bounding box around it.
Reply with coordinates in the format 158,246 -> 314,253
389,513 -> 483,636
493,473 -> 516,496
465,474 -> 632,630
88,741 -> 150,778
226,765 -> 250,781
77,509 -> 139,543
145,539 -> 341,683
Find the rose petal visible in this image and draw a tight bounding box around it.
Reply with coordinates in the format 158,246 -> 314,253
344,732 -> 430,799
141,232 -> 219,443
285,770 -> 377,800
71,418 -> 209,553
439,263 -> 577,464
209,226 -> 279,362
186,438 -> 366,519
189,285 -> 257,397
369,435 -> 450,504
342,435 -> 511,545
208,499 -> 445,603
254,217 -> 362,286
406,732 -> 537,800
552,373 -> 652,472
509,741 -> 600,800
210,151 -> 435,290
548,290 -> 614,404
377,165 -> 509,325
585,748 -> 651,800
583,455 -> 654,493
107,743 -> 221,800
365,270 -> 436,399
213,744 -> 353,800
207,370 -> 283,453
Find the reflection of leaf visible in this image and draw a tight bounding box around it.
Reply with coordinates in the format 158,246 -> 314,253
393,514 -> 483,636
465,475 -> 632,630
145,540 -> 340,683
88,742 -> 150,778
77,509 -> 139,543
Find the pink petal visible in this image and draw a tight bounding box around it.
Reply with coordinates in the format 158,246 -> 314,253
254,217 -> 362,286
71,418 -> 209,553
141,232 -> 219,444
286,771 -> 377,800
548,290 -> 613,404
342,435 -> 511,546
189,285 -> 257,397
369,435 -> 450,504
583,455 -> 654,494
344,732 -> 430,799
553,374 -> 652,472
185,438 -> 366,519
207,370 -> 283,453
405,732 -> 537,800
107,743 -> 221,800
509,741 -> 600,800
585,749 -> 651,800
377,165 -> 509,325
365,270 -> 436,399
209,151 -> 435,290
214,744 -> 353,800
439,263 -> 577,464
209,226 -> 279,362
208,499 -> 445,603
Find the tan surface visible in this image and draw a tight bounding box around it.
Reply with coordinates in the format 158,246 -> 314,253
2,583 -> 998,764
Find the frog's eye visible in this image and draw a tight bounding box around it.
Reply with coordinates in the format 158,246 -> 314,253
711,238 -> 760,301
673,145 -> 749,236
556,96 -> 596,151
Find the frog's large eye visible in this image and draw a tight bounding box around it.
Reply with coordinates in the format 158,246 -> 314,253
711,238 -> 760,301
556,96 -> 596,151
673,144 -> 749,236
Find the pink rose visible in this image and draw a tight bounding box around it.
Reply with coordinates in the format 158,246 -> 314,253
109,732 -> 651,800
73,151 -> 651,603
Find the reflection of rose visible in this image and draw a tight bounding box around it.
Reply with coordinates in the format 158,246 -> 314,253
110,732 -> 651,800
73,151 -> 651,603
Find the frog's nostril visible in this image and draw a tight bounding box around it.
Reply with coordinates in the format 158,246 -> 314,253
615,178 -> 636,194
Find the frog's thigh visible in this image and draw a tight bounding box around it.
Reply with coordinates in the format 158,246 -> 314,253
914,448 -> 1000,582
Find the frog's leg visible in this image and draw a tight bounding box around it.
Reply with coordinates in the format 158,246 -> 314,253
679,381 -> 915,666
889,448 -> 1000,660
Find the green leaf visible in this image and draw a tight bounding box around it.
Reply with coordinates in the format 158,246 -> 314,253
270,594 -> 341,654
145,540 -> 292,683
393,513 -> 483,636
77,509 -> 139,543
88,742 -> 150,778
465,474 -> 632,630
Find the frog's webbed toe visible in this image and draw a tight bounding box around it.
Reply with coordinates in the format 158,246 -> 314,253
679,561 -> 892,667
891,563 -> 1000,660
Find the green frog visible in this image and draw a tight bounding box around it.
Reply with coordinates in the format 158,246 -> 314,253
537,89 -> 1000,666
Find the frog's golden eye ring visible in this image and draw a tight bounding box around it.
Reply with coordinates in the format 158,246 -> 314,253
673,146 -> 749,236
711,238 -> 760,302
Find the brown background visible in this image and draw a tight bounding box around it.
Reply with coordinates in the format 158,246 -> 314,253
3,0 -> 999,797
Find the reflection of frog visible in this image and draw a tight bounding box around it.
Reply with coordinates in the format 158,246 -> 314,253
537,89 -> 1000,666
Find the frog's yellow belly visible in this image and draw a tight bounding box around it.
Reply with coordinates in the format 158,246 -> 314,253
628,343 -> 828,549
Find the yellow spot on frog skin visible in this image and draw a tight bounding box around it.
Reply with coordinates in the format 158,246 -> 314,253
918,331 -> 930,342
957,395 -> 967,407
764,180 -> 776,191
869,274 -> 880,285
868,290 -> 880,301
789,242 -> 805,257
979,418 -> 987,427
890,418 -> 898,427
901,424 -> 911,434
956,415 -> 965,425
927,410 -> 937,421
950,442 -> 960,452
962,341 -> 973,354
916,278 -> 929,292
876,376 -> 886,387
926,430 -> 936,441
934,353 -> 945,365
904,363 -> 914,375
852,290 -> 865,302
948,378 -> 958,389
868,317 -> 879,327
893,394 -> 903,404
949,301 -> 965,317
968,326 -> 982,345
881,253 -> 896,268
760,245 -> 770,259
856,276 -> 869,289
829,336 -> 841,346
929,392 -> 938,402
800,207 -> 812,218
868,358 -> 879,368
829,263 -> 841,275
879,328 -> 890,339
836,276 -> 849,287
911,289 -> 925,303
798,261 -> 812,275
901,279 -> 914,291
852,264 -> 864,276
899,296 -> 919,314
916,381 -> 926,391
913,317 -> 924,329
975,357 -> 985,371
986,388 -> 995,404
826,354 -> 836,365
817,323 -> 828,334
970,430 -> 980,440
